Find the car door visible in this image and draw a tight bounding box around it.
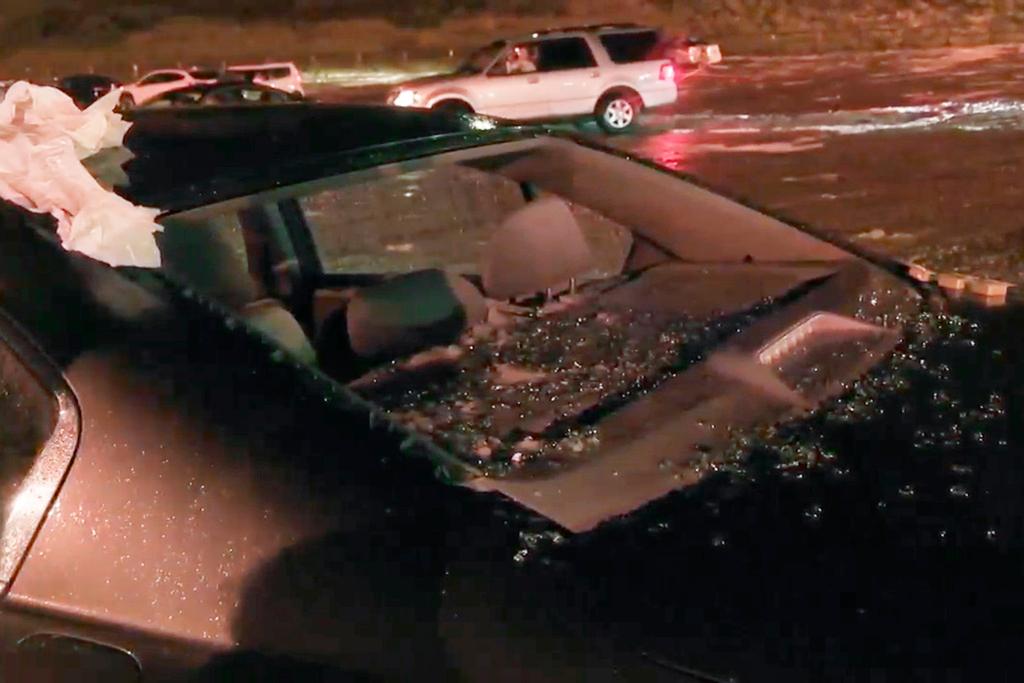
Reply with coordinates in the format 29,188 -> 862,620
476,42 -> 553,120
532,36 -> 603,117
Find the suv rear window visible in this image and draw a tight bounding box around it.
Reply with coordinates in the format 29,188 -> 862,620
599,30 -> 661,63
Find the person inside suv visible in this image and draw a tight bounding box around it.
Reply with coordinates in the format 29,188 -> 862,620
504,45 -> 538,75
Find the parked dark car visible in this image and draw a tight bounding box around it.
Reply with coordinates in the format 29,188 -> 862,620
56,73 -> 121,108
141,80 -> 303,108
1,105 -> 1022,681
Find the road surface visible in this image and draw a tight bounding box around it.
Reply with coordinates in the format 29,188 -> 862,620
312,44 -> 1024,282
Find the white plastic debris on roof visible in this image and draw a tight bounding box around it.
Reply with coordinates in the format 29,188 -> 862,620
0,82 -> 161,267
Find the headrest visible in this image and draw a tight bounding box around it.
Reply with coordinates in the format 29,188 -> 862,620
240,298 -> 316,365
157,217 -> 258,309
346,269 -> 485,360
480,197 -> 594,300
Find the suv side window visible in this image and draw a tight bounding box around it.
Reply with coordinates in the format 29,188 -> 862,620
537,37 -> 597,71
599,30 -> 661,63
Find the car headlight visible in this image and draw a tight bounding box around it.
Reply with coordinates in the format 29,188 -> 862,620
391,89 -> 420,107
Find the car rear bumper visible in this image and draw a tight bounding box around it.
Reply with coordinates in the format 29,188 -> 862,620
640,85 -> 678,109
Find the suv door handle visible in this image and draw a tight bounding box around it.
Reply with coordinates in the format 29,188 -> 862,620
590,72 -> 601,79
527,75 -> 540,84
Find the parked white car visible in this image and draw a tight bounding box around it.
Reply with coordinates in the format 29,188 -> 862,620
121,68 -> 220,108
227,62 -> 305,97
387,24 -> 679,133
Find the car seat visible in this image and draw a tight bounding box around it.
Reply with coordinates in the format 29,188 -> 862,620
480,196 -> 595,300
342,268 -> 486,362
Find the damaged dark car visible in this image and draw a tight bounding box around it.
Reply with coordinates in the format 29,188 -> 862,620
0,104 -> 1021,682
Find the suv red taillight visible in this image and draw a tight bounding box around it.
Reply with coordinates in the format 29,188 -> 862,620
659,63 -> 675,81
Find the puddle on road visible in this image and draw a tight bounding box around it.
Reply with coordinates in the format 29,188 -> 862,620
649,97 -> 1024,138
618,101 -> 1024,284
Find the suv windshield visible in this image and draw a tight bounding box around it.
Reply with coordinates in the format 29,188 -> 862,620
456,41 -> 505,75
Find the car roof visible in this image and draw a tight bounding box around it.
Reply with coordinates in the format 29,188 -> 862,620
505,23 -> 659,42
107,104 -> 530,212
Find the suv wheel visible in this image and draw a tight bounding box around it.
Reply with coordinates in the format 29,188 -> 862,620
596,92 -> 640,134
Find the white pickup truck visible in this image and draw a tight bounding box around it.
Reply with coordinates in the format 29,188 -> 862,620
388,24 -> 679,133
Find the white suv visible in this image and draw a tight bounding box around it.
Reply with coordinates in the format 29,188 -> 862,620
388,24 -> 678,133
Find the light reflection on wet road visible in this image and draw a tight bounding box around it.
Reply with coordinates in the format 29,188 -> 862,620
607,45 -> 1024,283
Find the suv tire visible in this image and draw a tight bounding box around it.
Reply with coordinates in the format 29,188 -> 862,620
595,91 -> 641,134
433,100 -> 474,115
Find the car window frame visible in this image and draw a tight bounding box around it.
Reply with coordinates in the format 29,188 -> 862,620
139,72 -> 184,85
0,307 -> 80,591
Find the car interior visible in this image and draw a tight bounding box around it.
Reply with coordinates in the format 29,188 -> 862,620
154,137 -> 887,490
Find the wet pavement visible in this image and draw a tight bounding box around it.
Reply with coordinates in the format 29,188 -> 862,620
610,44 -> 1024,284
